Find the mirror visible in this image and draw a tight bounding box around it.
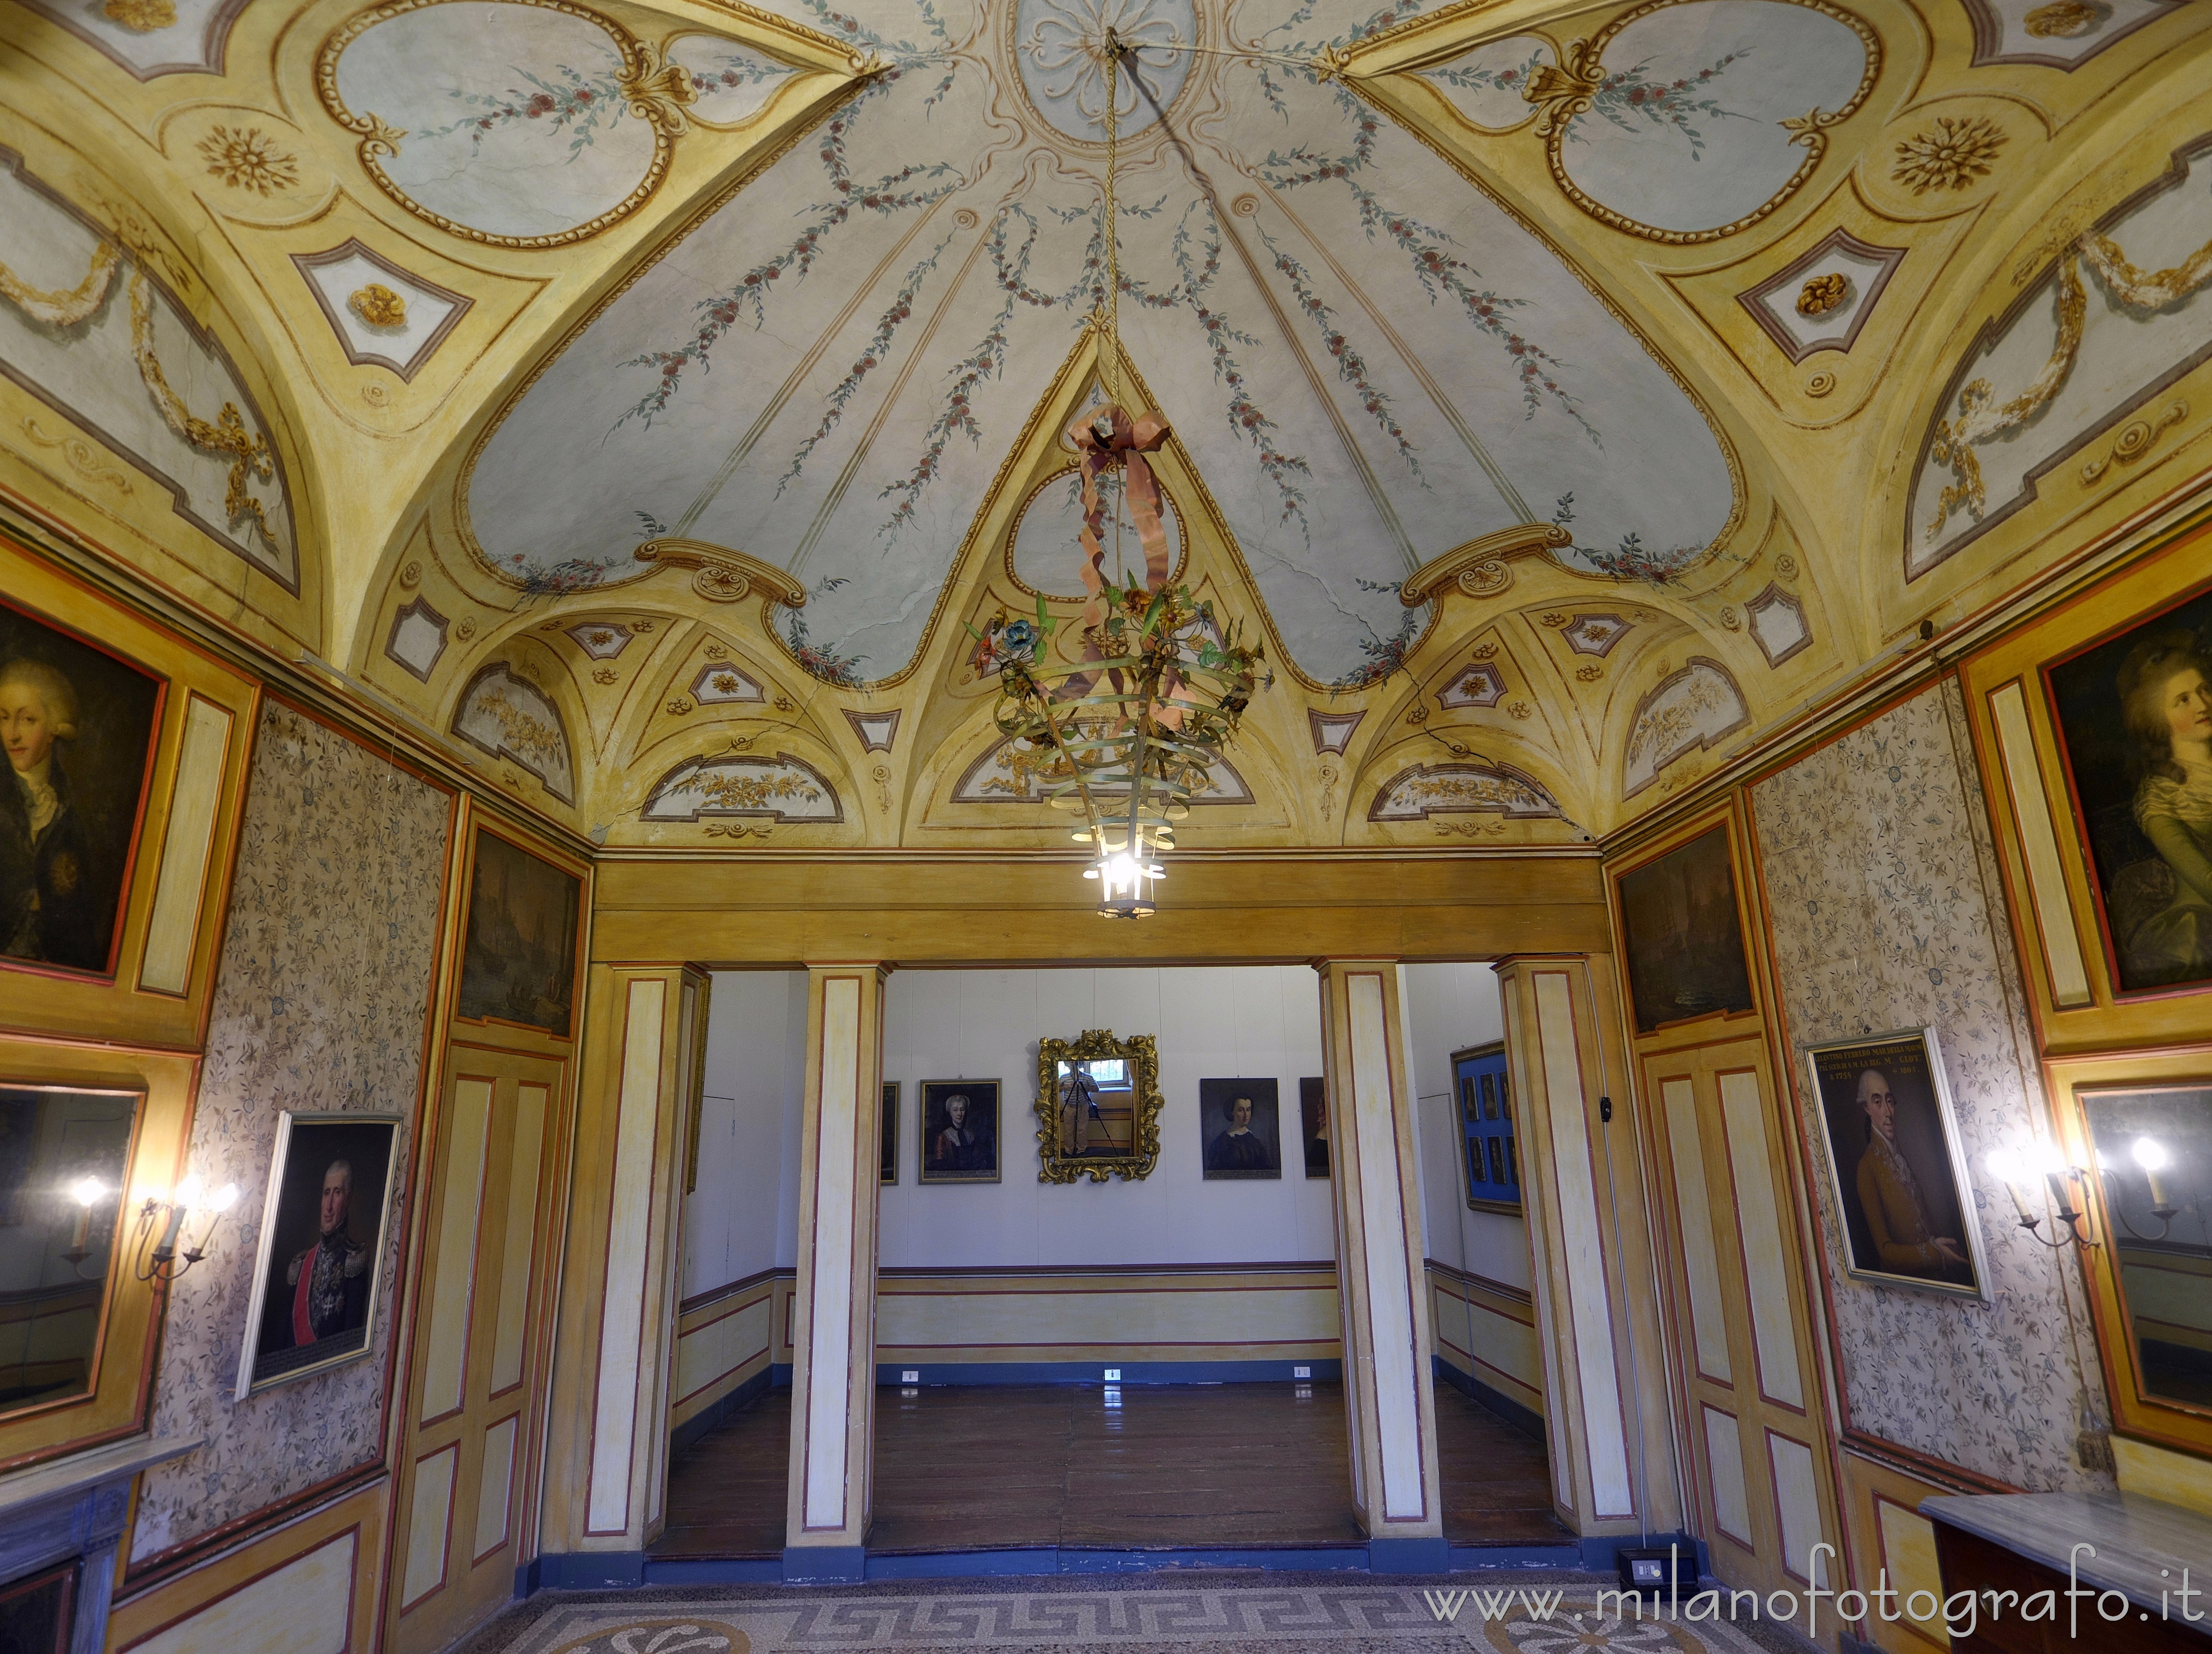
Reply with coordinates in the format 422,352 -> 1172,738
2083,1085 -> 2212,1410
0,1084 -> 141,1413
1035,1030 -> 1163,1183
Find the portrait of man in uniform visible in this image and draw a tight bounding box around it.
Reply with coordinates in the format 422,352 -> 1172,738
1200,1077 -> 1281,1181
1808,1030 -> 1985,1299
242,1114 -> 399,1392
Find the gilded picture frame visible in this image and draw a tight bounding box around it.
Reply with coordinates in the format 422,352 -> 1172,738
1035,1029 -> 1163,1184
234,1110 -> 401,1397
1804,1027 -> 1991,1302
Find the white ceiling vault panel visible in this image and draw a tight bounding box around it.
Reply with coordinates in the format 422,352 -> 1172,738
461,0 -> 1737,689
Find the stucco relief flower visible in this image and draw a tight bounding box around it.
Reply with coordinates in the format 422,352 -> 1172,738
101,0 -> 176,30
348,284 -> 408,329
198,126 -> 300,195
1891,115 -> 2006,195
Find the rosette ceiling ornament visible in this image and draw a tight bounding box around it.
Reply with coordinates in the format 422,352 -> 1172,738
974,34 -> 1268,918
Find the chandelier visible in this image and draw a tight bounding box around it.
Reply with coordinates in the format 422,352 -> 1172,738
973,32 -> 1268,917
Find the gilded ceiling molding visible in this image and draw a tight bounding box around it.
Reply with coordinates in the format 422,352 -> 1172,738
1396,522 -> 1567,605
634,538 -> 809,609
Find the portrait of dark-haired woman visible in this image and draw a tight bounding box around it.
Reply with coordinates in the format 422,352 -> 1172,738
2107,630 -> 2212,988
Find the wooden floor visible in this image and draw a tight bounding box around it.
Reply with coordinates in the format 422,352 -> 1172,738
652,1380 -> 1569,1558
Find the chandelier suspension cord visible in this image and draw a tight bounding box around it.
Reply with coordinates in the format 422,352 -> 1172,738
1102,28 -> 1124,413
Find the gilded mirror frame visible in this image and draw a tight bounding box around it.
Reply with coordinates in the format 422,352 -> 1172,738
1035,1029 -> 1163,1183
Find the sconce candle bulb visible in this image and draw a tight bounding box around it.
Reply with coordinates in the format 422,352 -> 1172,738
2132,1137 -> 2175,1214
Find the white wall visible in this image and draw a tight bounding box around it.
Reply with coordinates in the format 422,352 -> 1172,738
879,965 -> 1336,1267
1402,961 -> 1531,1293
680,969 -> 808,1300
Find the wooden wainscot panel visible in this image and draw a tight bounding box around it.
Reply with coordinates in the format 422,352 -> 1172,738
1837,1446 -> 1972,1654
108,1483 -> 383,1654
589,849 -> 1610,965
0,531 -> 259,1050
1960,513 -> 2212,1057
0,1032 -> 197,1471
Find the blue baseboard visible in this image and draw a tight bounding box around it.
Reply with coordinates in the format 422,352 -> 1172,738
1430,1354 -> 1546,1440
1368,1537 -> 1455,1574
633,1540 -> 1598,1587
874,1359 -> 1343,1386
672,1367 -> 777,1455
529,1551 -> 646,1590
1572,1533 -> 1709,1576
784,1545 -> 868,1582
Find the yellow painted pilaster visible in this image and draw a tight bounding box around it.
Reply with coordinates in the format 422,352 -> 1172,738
782,963 -> 889,1577
1316,959 -> 1447,1569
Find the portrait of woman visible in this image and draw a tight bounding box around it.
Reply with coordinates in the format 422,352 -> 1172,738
919,1080 -> 999,1183
0,603 -> 161,978
2049,588 -> 2212,995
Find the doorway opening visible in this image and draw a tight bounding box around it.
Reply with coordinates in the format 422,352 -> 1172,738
651,961 -> 1565,1564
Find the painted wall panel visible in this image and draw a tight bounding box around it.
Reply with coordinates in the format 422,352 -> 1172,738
1703,1405 -> 1752,1547
420,1077 -> 493,1423
127,1531 -> 356,1654
488,1083 -> 549,1394
1718,1070 -> 1804,1410
138,697 -> 232,995
401,1445 -> 458,1608
1662,1076 -> 1732,1384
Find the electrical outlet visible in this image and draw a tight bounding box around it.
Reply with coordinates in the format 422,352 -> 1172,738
1104,1368 -> 1121,1381
901,1370 -> 919,1383
1293,1366 -> 1311,1379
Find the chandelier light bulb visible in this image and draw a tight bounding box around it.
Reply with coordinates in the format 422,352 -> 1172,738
2132,1137 -> 2174,1210
71,1177 -> 105,1208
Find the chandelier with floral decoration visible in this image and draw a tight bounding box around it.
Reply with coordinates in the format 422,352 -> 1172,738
969,31 -> 1269,917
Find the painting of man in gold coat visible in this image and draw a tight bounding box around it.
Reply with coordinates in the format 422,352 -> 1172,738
1809,1030 -> 1986,1299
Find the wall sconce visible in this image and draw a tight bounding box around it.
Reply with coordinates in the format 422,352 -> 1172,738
131,1174 -> 240,1283
1984,1145 -> 2096,1250
2100,1137 -> 2180,1243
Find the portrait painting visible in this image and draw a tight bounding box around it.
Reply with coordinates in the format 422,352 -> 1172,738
0,597 -> 163,978
456,828 -> 580,1036
238,1112 -> 399,1395
1616,826 -> 1756,1033
1300,1076 -> 1329,1179
880,1081 -> 899,1184
919,1079 -> 998,1183
1806,1030 -> 1987,1300
1200,1077 -> 1281,1181
2046,583 -> 2212,995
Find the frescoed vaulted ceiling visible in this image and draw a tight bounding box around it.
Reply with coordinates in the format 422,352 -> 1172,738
4,0 -> 2212,854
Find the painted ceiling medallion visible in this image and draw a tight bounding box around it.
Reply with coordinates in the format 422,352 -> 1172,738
1961,0 -> 2178,68
15,0 -> 250,78
464,0 -> 1735,684
316,0 -> 793,248
643,753 -> 841,822
1745,581 -> 1811,664
1737,228 -> 1905,363
1425,0 -> 1878,243
293,240 -> 473,380
1623,657 -> 1748,796
1559,612 -> 1631,656
1367,760 -> 1560,821
843,708 -> 902,751
563,619 -> 634,657
688,661 -> 766,703
451,662 -> 575,800
1307,708 -> 1364,754
1434,661 -> 1506,707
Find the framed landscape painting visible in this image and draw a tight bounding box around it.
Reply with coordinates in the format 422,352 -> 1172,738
456,827 -> 581,1036
1616,825 -> 1756,1033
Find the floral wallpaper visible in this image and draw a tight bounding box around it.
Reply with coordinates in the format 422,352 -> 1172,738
1749,678 -> 2112,1492
130,702 -> 452,1564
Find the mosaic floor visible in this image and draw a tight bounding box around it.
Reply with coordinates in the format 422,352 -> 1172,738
455,1574 -> 1811,1654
